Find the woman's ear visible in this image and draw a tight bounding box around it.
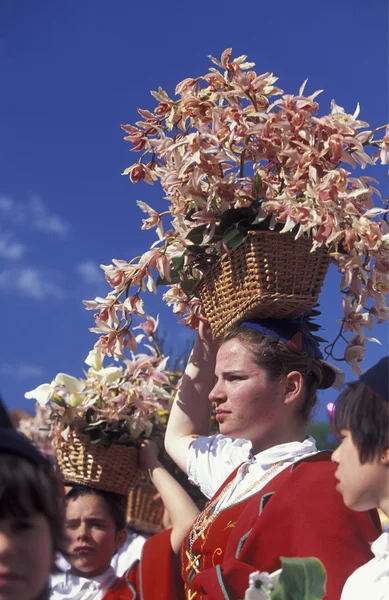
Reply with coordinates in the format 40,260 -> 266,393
381,449 -> 389,466
284,370 -> 304,406
116,528 -> 127,552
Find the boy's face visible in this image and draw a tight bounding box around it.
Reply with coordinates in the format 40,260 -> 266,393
0,514 -> 53,600
65,494 -> 126,578
332,429 -> 386,511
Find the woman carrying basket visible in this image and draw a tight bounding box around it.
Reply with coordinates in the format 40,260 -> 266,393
162,317 -> 381,600
107,316 -> 381,600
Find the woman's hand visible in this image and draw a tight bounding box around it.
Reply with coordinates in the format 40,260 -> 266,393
139,439 -> 160,472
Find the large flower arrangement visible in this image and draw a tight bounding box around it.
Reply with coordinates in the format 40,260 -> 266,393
85,49 -> 388,373
24,316 -> 173,445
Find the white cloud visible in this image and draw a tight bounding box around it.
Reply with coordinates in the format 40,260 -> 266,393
0,196 -> 14,212
75,260 -> 103,284
0,267 -> 64,300
0,194 -> 70,237
0,196 -> 25,223
29,196 -> 70,238
0,231 -> 27,260
0,363 -> 45,380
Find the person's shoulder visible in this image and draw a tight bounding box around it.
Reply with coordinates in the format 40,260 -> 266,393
191,434 -> 251,459
290,450 -> 335,478
271,451 -> 338,497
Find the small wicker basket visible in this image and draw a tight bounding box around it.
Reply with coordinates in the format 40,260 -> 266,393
126,481 -> 165,534
197,230 -> 330,337
55,430 -> 140,496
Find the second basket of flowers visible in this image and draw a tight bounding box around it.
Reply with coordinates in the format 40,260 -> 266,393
25,316 -> 173,495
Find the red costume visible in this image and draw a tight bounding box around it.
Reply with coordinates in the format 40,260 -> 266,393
104,452 -> 380,600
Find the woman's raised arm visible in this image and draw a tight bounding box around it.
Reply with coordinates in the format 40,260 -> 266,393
165,322 -> 218,473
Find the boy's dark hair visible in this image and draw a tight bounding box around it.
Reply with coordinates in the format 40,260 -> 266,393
334,381 -> 389,463
0,453 -> 64,552
64,486 -> 126,531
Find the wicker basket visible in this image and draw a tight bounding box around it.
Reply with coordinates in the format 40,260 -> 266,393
55,430 -> 140,496
126,482 -> 165,534
197,230 -> 330,337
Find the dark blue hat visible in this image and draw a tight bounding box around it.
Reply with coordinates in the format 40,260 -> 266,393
240,317 -> 344,390
360,357 -> 389,401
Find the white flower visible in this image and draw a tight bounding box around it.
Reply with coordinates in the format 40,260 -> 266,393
85,348 -> 104,371
25,383 -> 55,407
25,373 -> 85,407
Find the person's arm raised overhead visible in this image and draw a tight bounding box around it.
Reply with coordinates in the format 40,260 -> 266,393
165,321 -> 218,473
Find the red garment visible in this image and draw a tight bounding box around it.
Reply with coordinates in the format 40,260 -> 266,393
105,452 -> 380,600
102,529 -> 176,600
182,452 -> 381,600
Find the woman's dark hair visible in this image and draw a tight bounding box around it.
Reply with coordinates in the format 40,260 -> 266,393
64,486 -> 126,531
334,381 -> 389,463
222,325 -> 325,422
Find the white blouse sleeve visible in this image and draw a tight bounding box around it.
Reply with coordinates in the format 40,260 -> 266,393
186,434 -> 251,499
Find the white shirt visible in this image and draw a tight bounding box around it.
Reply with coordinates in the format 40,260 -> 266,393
341,532 -> 389,600
110,529 -> 148,576
50,566 -> 117,600
187,434 -> 318,510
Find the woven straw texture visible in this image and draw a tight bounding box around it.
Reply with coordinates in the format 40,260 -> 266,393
197,230 -> 330,337
126,482 -> 165,534
55,430 -> 140,495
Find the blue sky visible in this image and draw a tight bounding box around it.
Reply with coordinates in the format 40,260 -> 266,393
0,0 -> 388,421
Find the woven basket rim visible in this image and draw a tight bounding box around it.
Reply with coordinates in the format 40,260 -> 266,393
196,229 -> 330,337
55,429 -> 140,495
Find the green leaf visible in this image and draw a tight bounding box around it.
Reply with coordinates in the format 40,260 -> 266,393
186,225 -> 206,244
186,244 -> 207,256
85,408 -> 95,424
180,278 -> 196,294
272,557 -> 326,600
253,172 -> 262,196
219,206 -> 252,233
156,271 -> 181,286
223,225 -> 246,249
185,207 -> 197,221
172,254 -> 185,271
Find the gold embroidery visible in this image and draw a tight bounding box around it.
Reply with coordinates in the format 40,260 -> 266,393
224,520 -> 237,530
211,547 -> 223,567
187,591 -> 197,600
188,459 -> 286,565
185,549 -> 201,574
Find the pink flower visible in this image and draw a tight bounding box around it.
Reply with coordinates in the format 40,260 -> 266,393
137,201 -> 164,240
379,125 -> 389,165
134,315 -> 159,337
123,295 -> 146,317
344,337 -> 366,376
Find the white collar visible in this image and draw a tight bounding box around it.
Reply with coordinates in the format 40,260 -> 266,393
51,565 -> 117,594
371,532 -> 389,560
250,436 -> 318,469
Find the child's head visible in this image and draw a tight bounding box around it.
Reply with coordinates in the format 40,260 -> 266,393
0,434 -> 63,600
331,357 -> 389,514
63,487 -> 127,578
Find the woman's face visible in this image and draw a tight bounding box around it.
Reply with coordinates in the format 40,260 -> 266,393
0,513 -> 53,600
64,494 -> 126,578
209,338 -> 297,453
